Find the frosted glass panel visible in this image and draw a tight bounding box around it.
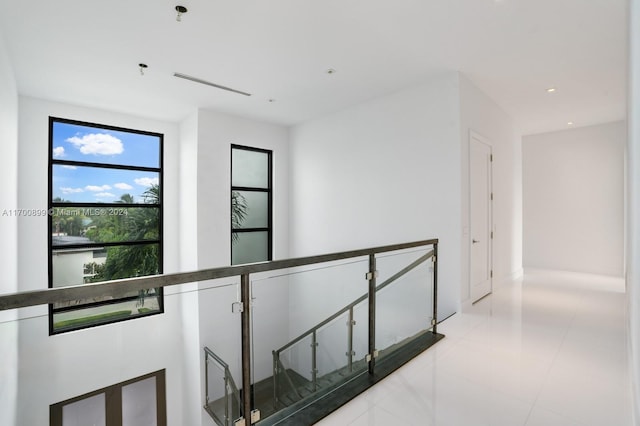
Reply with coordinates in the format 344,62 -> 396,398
62,393 -> 105,426
234,191 -> 268,229
122,377 -> 157,426
232,149 -> 268,188
232,231 -> 268,264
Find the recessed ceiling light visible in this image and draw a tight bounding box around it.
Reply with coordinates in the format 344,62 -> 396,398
546,87 -> 557,93
326,68 -> 337,75
567,121 -> 574,126
268,99 -> 276,103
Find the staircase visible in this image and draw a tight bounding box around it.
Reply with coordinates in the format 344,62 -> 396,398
204,246 -> 438,426
272,329 -> 429,408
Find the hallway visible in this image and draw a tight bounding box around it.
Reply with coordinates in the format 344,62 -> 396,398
316,270 -> 632,426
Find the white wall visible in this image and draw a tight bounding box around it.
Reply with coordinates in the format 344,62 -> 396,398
176,110 -> 203,423
523,122 -> 625,276
15,96 -> 204,425
0,29 -> 19,426
627,0 -> 640,422
289,72 -> 462,320
179,111 -> 199,272
459,74 -> 522,303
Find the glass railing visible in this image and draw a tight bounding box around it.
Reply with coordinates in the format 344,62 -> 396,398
375,248 -> 435,362
0,239 -> 441,426
253,258 -> 369,416
204,347 -> 242,426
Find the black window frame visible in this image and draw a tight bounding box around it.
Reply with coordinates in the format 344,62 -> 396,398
48,116 -> 164,334
230,144 -> 273,264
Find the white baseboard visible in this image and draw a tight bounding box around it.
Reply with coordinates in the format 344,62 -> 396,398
506,268 -> 524,282
460,268 -> 524,312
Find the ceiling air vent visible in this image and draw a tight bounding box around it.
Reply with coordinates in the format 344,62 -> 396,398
173,72 -> 252,97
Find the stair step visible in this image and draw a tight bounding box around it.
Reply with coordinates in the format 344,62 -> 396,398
280,394 -> 296,406
259,333 -> 433,413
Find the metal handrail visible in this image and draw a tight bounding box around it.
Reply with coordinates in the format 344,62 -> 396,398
0,239 -> 438,311
205,346 -> 230,370
274,249 -> 434,355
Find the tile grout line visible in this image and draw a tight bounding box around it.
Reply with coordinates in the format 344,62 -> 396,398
522,283 -> 584,425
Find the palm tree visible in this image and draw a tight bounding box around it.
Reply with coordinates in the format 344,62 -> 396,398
231,191 -> 248,243
97,184 -> 161,280
117,193 -> 134,204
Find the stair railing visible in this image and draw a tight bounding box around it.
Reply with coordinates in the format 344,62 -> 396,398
204,347 -> 242,426
272,249 -> 434,406
0,238 -> 439,426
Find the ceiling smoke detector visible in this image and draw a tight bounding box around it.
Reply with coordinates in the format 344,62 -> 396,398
175,5 -> 188,21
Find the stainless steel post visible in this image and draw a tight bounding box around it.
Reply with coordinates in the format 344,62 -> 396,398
311,330 -> 318,391
433,243 -> 438,334
240,273 -> 252,423
368,254 -> 376,374
347,306 -> 354,372
272,351 -> 278,408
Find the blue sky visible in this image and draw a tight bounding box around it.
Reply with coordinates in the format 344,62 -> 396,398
52,121 -> 161,203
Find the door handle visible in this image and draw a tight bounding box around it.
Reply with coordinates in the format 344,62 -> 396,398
472,239 -> 480,244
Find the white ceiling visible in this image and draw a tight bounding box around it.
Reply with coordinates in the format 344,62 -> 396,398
0,0 -> 628,135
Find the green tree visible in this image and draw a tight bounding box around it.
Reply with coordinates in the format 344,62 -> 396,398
52,207 -> 85,236
92,185 -> 160,283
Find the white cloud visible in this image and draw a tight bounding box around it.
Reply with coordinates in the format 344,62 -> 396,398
135,177 -> 159,187
114,182 -> 133,190
85,184 -> 112,192
60,187 -> 84,194
95,192 -> 116,198
53,147 -> 65,157
61,165 -> 77,170
66,133 -> 124,156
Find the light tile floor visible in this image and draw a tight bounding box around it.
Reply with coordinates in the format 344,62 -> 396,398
315,269 -> 633,426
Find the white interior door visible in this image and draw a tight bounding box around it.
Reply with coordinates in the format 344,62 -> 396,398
470,133 -> 493,302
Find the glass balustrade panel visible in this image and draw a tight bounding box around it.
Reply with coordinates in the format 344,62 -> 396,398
198,279 -> 243,426
316,310 -> 357,384
249,256 -> 368,421
374,247 -> 435,362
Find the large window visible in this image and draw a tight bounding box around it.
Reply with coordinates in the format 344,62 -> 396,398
49,117 -> 163,334
231,145 -> 272,264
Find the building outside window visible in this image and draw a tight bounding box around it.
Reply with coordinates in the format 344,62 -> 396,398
49,117 -> 163,334
231,145 -> 272,265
